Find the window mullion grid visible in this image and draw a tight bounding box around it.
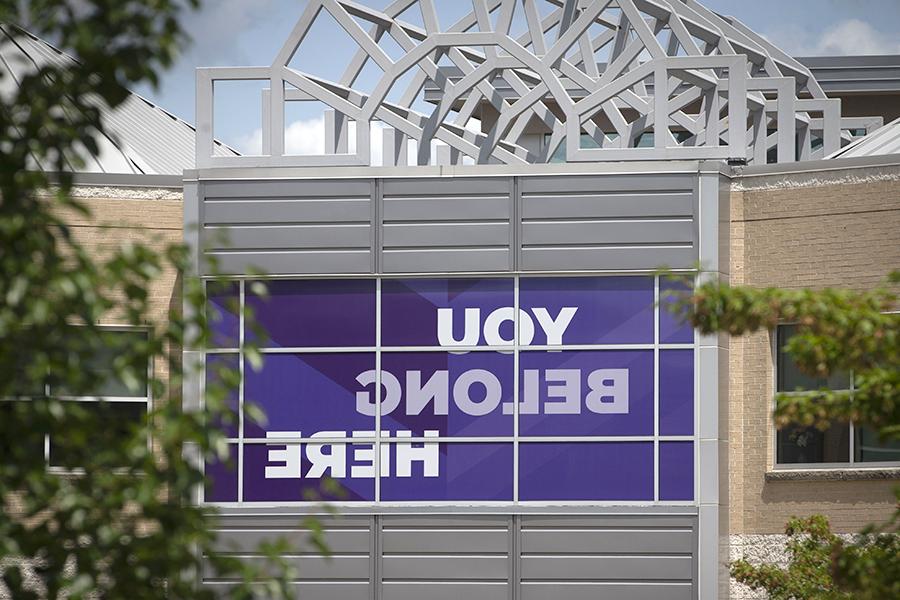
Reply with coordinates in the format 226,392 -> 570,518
375,278 -> 382,503
513,274 -> 520,504
238,279 -> 245,505
653,275 -> 660,504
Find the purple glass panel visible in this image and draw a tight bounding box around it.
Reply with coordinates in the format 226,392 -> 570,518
382,278 -> 514,347
519,442 -> 653,501
518,350 -> 653,436
207,281 -> 239,348
381,352 -> 513,437
659,350 -> 694,436
246,279 -> 375,348
205,353 -> 239,438
205,444 -> 238,502
243,442 -> 375,502
659,278 -> 694,344
659,442 -> 694,501
380,443 -> 513,501
244,353 -> 375,438
520,277 -> 653,345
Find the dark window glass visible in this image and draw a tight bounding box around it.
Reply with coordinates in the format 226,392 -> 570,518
0,400 -> 45,460
855,427 -> 900,463
53,330 -> 150,398
777,422 -> 850,464
48,401 -> 146,467
776,325 -> 850,465
777,325 -> 850,391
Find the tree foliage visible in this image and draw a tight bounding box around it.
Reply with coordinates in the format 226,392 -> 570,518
0,2 -> 316,598
666,271 -> 899,599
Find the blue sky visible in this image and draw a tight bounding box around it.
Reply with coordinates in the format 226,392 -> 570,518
135,0 -> 900,155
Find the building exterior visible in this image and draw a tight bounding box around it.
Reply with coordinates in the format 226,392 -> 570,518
3,2 -> 899,599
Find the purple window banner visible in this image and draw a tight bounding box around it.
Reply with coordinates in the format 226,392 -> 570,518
659,442 -> 694,501
659,350 -> 694,436
380,352 -> 514,437
659,277 -> 695,344
520,276 -> 654,345
519,442 -> 654,501
246,279 -> 376,348
207,281 -> 240,348
243,442 -> 376,502
380,443 -> 514,501
244,352 -> 375,438
382,278 -> 514,347
205,443 -> 239,502
517,350 -> 654,437
205,353 -> 239,438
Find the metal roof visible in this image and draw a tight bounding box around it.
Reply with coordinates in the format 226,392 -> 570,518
0,24 -> 239,175
799,55 -> 900,95
827,117 -> 900,159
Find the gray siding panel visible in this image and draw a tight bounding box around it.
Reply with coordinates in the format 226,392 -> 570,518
519,174 -> 694,193
520,582 -> 693,600
521,528 -> 693,553
382,529 -> 509,553
205,199 -> 371,224
210,250 -> 372,275
382,583 -> 509,600
521,246 -> 697,270
522,192 -> 694,219
206,583 -> 371,600
382,556 -> 508,580
203,224 -> 370,250
520,555 -> 692,580
382,248 -> 510,272
383,196 -> 509,220
522,220 -> 694,245
382,222 -> 508,248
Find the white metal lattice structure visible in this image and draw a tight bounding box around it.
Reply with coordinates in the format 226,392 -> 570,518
196,0 -> 878,168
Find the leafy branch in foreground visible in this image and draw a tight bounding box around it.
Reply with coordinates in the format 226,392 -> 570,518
679,271 -> 899,440
0,2 -> 324,598
662,270 -> 899,599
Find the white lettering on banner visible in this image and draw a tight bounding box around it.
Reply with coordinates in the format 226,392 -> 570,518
263,430 -> 440,480
395,431 -> 440,477
265,431 -> 303,478
586,369 -> 629,414
350,368 -> 631,417
436,306 -> 577,347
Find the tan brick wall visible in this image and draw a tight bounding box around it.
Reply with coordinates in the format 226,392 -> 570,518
729,173 -> 900,535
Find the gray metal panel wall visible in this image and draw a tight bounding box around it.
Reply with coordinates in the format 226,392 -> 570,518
201,512 -> 697,599
200,179 -> 374,275
380,177 -> 513,273
519,174 -> 697,271
196,173 -> 698,275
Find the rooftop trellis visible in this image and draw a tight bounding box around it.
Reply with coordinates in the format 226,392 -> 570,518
196,0 -> 880,168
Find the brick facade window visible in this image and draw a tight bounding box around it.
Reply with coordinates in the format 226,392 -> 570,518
775,324 -> 900,467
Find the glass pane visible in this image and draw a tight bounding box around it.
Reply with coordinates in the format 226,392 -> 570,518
48,401 -> 147,467
244,353 -> 375,438
242,442 -> 375,501
777,325 -> 850,391
207,281 -> 240,348
0,400 -> 45,461
53,330 -> 149,398
659,442 -> 693,501
659,350 -> 693,436
659,278 -> 694,344
381,352 -> 513,437
205,354 -> 239,438
518,350 -> 654,437
205,444 -> 239,502
382,278 -> 514,347
855,427 -> 900,463
380,443 -> 513,501
520,276 -> 654,345
246,279 -> 376,348
777,423 -> 849,464
519,442 -> 653,501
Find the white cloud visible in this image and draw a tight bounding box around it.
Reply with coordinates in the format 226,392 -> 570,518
766,18 -> 900,56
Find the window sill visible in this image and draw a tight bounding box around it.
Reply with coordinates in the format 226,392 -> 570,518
766,468 -> 900,482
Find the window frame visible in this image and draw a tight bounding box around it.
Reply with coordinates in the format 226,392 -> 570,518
771,323 -> 900,470
44,324 -> 154,474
